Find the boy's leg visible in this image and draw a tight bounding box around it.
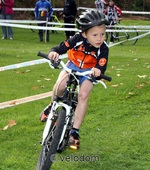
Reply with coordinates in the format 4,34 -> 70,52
69,80 -> 93,149
73,80 -> 93,129
51,70 -> 69,101
40,70 -> 68,122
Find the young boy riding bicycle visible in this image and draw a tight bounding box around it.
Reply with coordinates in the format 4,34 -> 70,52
40,10 -> 110,149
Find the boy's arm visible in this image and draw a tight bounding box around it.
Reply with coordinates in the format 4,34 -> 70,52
50,33 -> 80,54
95,45 -> 109,74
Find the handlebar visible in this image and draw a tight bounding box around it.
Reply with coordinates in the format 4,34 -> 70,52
37,51 -> 112,82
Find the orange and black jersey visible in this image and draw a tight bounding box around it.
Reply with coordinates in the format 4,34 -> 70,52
50,32 -> 109,74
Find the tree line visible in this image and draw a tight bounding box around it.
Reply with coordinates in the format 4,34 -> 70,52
15,0 -> 149,11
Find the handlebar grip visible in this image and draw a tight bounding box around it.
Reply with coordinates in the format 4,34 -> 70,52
37,51 -> 49,60
100,74 -> 112,82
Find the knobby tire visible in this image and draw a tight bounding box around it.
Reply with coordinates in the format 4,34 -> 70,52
36,109 -> 66,170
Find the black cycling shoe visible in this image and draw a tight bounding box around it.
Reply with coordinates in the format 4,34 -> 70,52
69,130 -> 80,150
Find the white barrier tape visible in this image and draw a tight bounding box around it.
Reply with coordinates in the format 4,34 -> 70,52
0,18 -> 149,31
78,7 -> 150,15
13,8 -> 63,12
108,31 -> 150,47
0,19 -> 46,24
107,25 -> 150,29
0,54 -> 67,72
106,29 -> 150,32
13,8 -> 35,11
0,22 -> 78,31
1,19 -> 150,28
0,22 -> 149,33
0,59 -> 47,72
0,19 -> 76,26
122,11 -> 150,15
47,21 -> 76,26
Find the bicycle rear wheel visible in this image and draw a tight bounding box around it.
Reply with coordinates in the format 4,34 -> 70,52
117,28 -> 138,45
36,109 -> 66,170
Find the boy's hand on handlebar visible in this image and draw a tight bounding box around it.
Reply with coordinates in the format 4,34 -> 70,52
48,51 -> 59,62
92,67 -> 101,77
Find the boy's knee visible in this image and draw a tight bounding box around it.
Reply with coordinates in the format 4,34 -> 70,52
78,91 -> 89,101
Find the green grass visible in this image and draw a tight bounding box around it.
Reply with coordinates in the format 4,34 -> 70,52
0,19 -> 150,170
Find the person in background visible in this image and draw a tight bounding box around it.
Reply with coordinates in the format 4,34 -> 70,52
35,0 -> 53,42
95,0 -> 108,13
61,0 -> 77,40
0,0 -> 14,40
105,0 -> 122,45
39,10 -> 110,149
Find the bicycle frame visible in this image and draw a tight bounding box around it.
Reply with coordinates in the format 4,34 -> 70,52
115,22 -> 129,39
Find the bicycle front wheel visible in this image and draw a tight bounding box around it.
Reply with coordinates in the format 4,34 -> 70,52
126,28 -> 138,45
36,109 -> 66,170
117,28 -> 138,45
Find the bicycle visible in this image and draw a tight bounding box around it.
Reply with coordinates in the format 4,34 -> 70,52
51,14 -> 63,34
36,52 -> 112,170
30,14 -> 62,33
106,20 -> 139,45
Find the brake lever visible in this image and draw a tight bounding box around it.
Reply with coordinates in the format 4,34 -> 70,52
90,74 -> 98,84
49,59 -> 61,69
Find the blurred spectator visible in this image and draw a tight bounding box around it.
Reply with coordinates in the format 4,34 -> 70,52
95,0 -> 108,13
62,0 -> 77,40
35,0 -> 53,42
0,0 -> 14,40
105,0 -> 122,45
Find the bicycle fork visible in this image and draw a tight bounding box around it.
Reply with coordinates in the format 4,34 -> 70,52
41,101 -> 72,145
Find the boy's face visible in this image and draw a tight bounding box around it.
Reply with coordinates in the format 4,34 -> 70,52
109,0 -> 114,6
82,25 -> 106,48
